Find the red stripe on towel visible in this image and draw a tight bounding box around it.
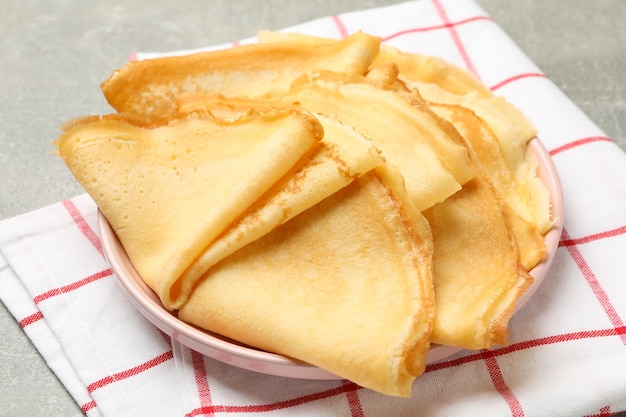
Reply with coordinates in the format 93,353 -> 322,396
561,227 -> 626,346
432,0 -> 481,79
490,72 -> 547,91
33,269 -> 112,304
86,350 -> 174,393
331,15 -> 349,38
192,349 -> 214,415
382,15 -> 491,42
550,136 -> 613,156
19,311 -> 44,328
185,383 -> 363,416
483,351 -> 524,417
62,199 -> 103,257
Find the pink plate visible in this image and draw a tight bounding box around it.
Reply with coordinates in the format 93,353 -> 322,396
98,137 -> 564,379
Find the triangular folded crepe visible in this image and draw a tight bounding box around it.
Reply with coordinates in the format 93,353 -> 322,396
255,33 -> 491,98
172,98 -> 385,301
281,73 -> 476,211
101,31 -> 381,116
364,44 -> 549,348
178,73 -> 476,212
424,175 -> 533,349
410,81 -> 546,349
429,103 -> 547,270
178,165 -> 435,397
370,44 -> 493,98
55,108 -> 323,309
398,62 -> 552,236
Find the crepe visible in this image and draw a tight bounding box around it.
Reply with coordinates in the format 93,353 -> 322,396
393,56 -> 552,235
361,42 -> 549,347
55,108 -> 323,309
428,103 -> 547,270
395,41 -> 550,253
285,73 -> 477,210
256,32 -> 491,98
411,96 -> 540,349
371,44 -> 493,98
178,73 -> 475,212
172,98 -> 385,301
101,31 -> 380,116
393,60 -> 547,347
178,164 -> 435,397
254,32 -> 478,210
424,175 -> 533,349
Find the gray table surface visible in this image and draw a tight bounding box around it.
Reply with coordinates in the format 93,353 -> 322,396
1,1 -> 625,415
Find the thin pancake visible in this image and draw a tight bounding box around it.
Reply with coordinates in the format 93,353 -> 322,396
179,165 -> 435,397
428,103 -> 547,271
178,74 -> 476,213
282,73 -> 476,211
173,98 -> 385,299
388,47 -> 548,349
371,44 -> 493,98
55,108 -> 323,310
370,42 -> 550,234
101,31 -> 380,116
411,83 -> 551,233
424,175 -> 533,349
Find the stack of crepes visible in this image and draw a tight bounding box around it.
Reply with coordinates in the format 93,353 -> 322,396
54,31 -> 553,397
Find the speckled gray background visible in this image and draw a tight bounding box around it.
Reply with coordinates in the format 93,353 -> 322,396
1,1 -> 625,415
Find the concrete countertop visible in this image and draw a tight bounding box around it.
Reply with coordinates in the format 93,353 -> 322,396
1,1 -> 624,415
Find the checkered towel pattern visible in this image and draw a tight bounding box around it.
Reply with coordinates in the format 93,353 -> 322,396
2,0 -> 626,416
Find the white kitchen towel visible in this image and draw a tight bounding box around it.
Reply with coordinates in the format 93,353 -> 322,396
2,0 -> 626,416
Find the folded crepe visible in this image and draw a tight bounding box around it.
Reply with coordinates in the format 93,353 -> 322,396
254,32 -> 480,210
283,73 -> 477,211
101,31 -> 381,116
254,34 -> 550,237
180,72 -> 476,212
424,174 -> 533,349
381,44 -> 552,235
370,44 -> 493,99
428,103 -> 547,270
385,89 -> 543,349
179,164 -> 435,397
55,108 -> 324,309
389,55 -> 549,348
171,99 -> 385,301
366,44 -> 551,348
